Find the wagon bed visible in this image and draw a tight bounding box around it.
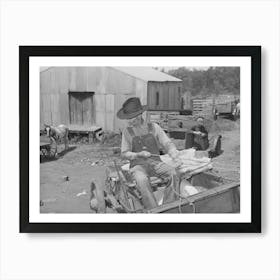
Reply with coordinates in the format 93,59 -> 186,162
40,136 -> 56,159
90,162 -> 240,214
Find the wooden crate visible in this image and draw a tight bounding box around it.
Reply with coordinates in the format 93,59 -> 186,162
192,98 -> 214,116
68,124 -> 103,143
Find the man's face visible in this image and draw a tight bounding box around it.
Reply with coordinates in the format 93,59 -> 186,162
128,114 -> 143,127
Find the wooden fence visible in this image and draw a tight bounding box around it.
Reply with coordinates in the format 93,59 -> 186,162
192,98 -> 214,116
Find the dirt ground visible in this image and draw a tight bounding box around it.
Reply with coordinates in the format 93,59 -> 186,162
40,118 -> 240,213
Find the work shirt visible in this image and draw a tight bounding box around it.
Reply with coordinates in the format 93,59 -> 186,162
121,122 -> 174,154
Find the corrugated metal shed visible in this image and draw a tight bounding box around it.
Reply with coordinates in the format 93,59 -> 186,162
112,67 -> 182,82
40,66 -> 183,132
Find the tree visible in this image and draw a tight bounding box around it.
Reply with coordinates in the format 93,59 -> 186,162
168,67 -> 240,98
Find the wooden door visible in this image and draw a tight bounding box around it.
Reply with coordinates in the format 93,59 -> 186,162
69,92 -> 94,125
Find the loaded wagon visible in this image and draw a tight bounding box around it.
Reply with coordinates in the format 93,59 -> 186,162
89,153 -> 240,214
213,95 -> 240,121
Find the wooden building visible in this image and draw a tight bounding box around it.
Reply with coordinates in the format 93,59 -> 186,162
40,67 -> 182,132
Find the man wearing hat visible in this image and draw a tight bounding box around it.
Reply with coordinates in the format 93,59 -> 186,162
117,97 -> 180,209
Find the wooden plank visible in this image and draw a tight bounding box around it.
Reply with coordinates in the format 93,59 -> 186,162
50,94 -> 60,125
158,84 -> 163,109
76,96 -> 83,125
69,93 -> 74,124
150,198 -> 194,213
192,100 -> 213,104
59,93 -> 69,125
192,98 -> 214,116
76,67 -> 88,92
69,68 -> 77,91
186,182 -> 240,203
95,94 -> 106,129
40,93 -> 44,129
68,124 -> 101,132
149,82 -> 157,109
135,79 -> 147,105
69,93 -> 83,125
168,84 -> 174,109
105,94 -> 115,131
58,68 -> 70,125
168,115 -> 195,121
168,115 -> 197,130
163,83 -> 169,109
150,182 -> 240,213
87,67 -> 99,92
82,94 -> 92,125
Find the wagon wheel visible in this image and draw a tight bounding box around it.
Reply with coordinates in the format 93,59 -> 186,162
40,148 -> 46,162
40,146 -> 48,158
106,175 -> 141,213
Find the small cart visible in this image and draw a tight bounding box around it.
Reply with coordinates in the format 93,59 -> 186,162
40,136 -> 57,160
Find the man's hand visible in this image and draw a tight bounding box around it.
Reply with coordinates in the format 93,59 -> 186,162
193,131 -> 205,136
137,151 -> 151,158
169,149 -> 182,167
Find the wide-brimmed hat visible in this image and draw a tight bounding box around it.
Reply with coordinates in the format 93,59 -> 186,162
117,97 -> 148,119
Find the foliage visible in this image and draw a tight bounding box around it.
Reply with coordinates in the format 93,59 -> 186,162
167,67 -> 240,97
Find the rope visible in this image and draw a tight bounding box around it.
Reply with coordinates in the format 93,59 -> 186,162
170,176 -> 196,213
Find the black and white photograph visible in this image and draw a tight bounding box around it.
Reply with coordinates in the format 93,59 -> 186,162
20,46 -> 260,232
39,66 -> 241,214
3,0 -> 280,279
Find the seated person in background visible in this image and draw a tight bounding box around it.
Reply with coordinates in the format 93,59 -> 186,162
117,97 -> 180,210
191,116 -> 209,151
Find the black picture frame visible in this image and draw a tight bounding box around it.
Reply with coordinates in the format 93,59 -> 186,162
20,46 -> 261,233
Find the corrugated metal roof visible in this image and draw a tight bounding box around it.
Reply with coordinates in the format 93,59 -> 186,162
40,66 -> 182,82
112,67 -> 182,82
